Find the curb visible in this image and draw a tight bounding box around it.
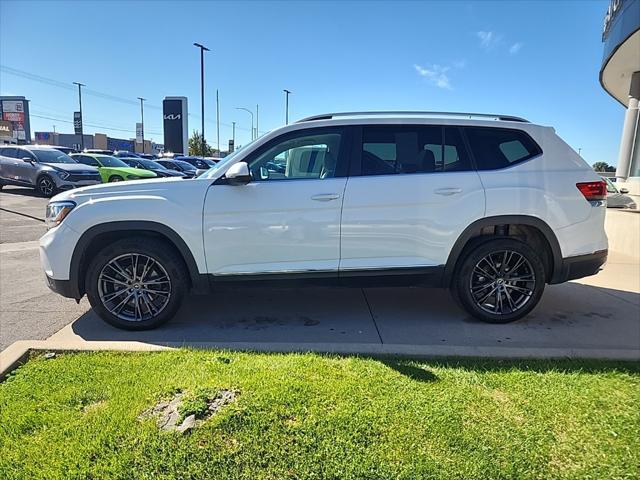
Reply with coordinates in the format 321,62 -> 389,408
2,340 -> 639,381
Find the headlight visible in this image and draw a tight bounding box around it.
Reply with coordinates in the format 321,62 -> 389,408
127,175 -> 140,180
45,201 -> 76,229
55,170 -> 70,180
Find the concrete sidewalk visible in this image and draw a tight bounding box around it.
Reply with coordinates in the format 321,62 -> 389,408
41,251 -> 639,360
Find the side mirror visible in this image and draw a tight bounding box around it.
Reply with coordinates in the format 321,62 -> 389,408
619,188 -> 629,194
225,162 -> 251,186
22,156 -> 33,163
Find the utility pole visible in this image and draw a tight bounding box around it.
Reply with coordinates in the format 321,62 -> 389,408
283,89 -> 291,124
193,42 -> 210,156
53,125 -> 56,133
256,104 -> 259,139
137,97 -> 146,153
73,82 -> 85,150
216,89 -> 220,154
232,121 -> 236,144
236,107 -> 254,141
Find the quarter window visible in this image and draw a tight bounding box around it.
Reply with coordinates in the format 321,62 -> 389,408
247,130 -> 343,181
360,126 -> 471,175
464,127 -> 542,170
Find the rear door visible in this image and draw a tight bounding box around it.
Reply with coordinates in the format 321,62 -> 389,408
0,147 -> 18,182
340,124 -> 485,271
203,127 -> 350,275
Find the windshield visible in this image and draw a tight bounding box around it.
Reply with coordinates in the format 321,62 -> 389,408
199,141 -> 256,178
32,149 -> 77,164
98,156 -> 129,168
603,177 -> 618,194
140,159 -> 167,170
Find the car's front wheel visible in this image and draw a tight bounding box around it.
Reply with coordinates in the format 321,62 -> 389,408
109,175 -> 123,182
452,238 -> 545,323
85,238 -> 188,330
37,175 -> 56,197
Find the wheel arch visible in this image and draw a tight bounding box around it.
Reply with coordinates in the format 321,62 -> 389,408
443,215 -> 563,286
70,221 -> 208,298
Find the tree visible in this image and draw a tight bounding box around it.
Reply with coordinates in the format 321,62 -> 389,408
592,162 -> 616,173
188,130 -> 213,156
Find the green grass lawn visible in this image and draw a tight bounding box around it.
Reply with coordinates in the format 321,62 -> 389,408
1,351 -> 638,480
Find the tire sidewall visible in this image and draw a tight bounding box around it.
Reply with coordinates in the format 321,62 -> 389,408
109,175 -> 123,183
454,238 -> 546,323
86,238 -> 187,330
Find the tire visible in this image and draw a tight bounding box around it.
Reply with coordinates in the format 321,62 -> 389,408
36,175 -> 56,197
109,175 -> 124,182
452,238 -> 545,324
85,237 -> 189,330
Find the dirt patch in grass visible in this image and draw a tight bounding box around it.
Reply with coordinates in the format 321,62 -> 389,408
140,388 -> 237,433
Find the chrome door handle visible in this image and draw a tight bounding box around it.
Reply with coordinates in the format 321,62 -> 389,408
434,187 -> 462,196
311,193 -> 340,202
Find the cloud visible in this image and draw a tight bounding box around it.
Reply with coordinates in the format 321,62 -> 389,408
509,42 -> 523,54
414,64 -> 452,90
477,30 -> 501,49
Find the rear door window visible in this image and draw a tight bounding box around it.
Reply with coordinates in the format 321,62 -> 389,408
464,127 -> 542,170
0,148 -> 17,158
360,125 -> 472,175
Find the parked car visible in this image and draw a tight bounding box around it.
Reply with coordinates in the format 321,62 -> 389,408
113,151 -> 141,158
42,111 -> 608,330
138,153 -> 159,160
156,159 -> 199,178
49,145 -> 79,155
84,149 -> 114,155
120,157 -> 186,178
0,145 -> 101,196
70,153 -> 157,182
602,176 -> 636,209
175,156 -> 216,170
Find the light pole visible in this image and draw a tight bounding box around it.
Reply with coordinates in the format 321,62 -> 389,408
193,42 -> 210,155
256,104 -> 259,139
283,89 -> 291,124
232,121 -> 236,150
236,107 -> 254,141
73,82 -> 85,150
137,97 -> 145,153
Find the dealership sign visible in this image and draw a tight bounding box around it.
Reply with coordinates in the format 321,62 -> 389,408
136,122 -> 143,144
163,97 -> 188,154
0,120 -> 13,137
73,111 -> 83,135
603,0 -> 624,40
1,100 -> 24,113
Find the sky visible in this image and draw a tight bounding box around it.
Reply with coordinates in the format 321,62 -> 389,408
0,0 -> 624,164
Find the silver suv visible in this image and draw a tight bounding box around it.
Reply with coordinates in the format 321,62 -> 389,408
0,145 -> 101,197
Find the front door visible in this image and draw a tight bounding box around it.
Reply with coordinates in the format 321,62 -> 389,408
340,124 -> 486,271
13,149 -> 38,185
203,127 -> 349,276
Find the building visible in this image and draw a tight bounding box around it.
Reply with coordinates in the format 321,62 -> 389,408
0,96 -> 31,144
34,131 -> 163,154
600,0 -> 640,199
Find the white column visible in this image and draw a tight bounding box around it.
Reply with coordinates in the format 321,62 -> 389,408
616,71 -> 640,179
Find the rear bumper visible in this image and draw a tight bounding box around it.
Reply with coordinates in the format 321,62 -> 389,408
551,249 -> 608,284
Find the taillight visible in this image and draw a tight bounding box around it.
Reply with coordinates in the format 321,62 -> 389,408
576,181 -> 607,201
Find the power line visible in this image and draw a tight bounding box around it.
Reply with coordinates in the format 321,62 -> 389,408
30,113 -> 162,136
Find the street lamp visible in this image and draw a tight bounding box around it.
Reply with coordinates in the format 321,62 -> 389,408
137,97 -> 145,153
256,104 -> 259,139
283,89 -> 291,124
236,107 -> 254,141
72,82 -> 85,150
193,42 -> 210,155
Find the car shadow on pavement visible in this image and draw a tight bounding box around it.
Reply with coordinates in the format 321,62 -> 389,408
68,282 -> 640,354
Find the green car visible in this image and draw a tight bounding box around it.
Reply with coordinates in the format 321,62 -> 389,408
70,153 -> 157,183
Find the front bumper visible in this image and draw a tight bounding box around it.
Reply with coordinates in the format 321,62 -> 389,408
55,178 -> 102,191
551,249 -> 608,284
45,275 -> 79,298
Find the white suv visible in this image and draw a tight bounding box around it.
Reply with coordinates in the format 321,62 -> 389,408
39,112 -> 608,330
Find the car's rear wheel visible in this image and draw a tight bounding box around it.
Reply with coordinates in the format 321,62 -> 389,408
37,175 -> 56,197
109,175 -> 123,182
85,238 -> 188,330
452,238 -> 545,323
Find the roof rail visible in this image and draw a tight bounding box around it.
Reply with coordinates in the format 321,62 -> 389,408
296,111 -> 529,123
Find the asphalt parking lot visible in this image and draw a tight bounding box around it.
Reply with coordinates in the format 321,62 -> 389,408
1,185 -> 639,357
